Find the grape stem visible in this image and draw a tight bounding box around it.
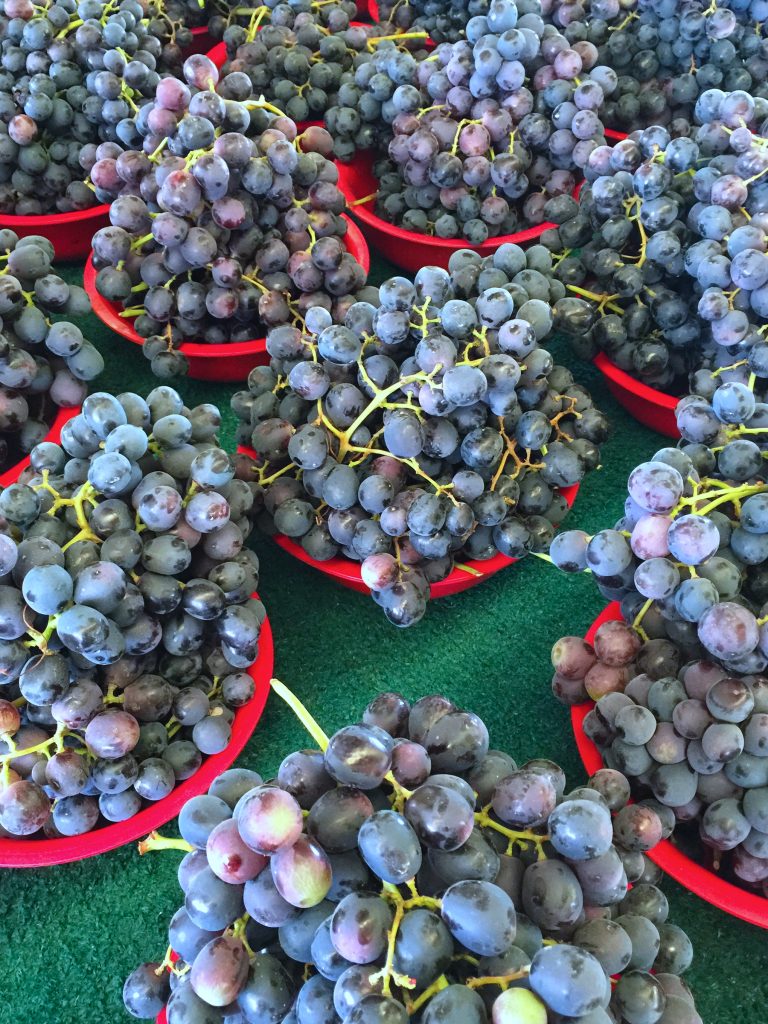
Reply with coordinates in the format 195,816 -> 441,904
137,830 -> 194,855
466,969 -> 530,989
269,678 -> 330,751
474,804 -> 549,859
405,974 -> 450,1014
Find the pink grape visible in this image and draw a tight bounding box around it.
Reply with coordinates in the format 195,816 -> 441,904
271,834 -> 332,908
235,786 -> 303,855
207,818 -> 269,884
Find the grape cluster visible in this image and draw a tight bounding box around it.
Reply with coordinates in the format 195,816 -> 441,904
0,231 -> 102,470
146,0 -> 212,59
328,0 -> 616,241
211,1 -> 377,128
0,0 -> 174,215
553,615 -> 768,897
551,358 -> 768,671
547,102 -> 768,395
124,687 -> 703,1023
233,246 -> 607,627
89,55 -> 366,375
374,0 -> 491,43
584,0 -> 768,131
0,387 -> 265,839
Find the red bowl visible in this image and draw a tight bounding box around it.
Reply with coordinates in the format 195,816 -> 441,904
183,25 -> 216,54
0,599 -> 273,868
237,444 -> 578,597
0,405 -> 79,489
82,217 -> 369,383
0,205 -> 110,262
593,352 -> 679,438
336,151 -> 579,273
572,602 -> 768,929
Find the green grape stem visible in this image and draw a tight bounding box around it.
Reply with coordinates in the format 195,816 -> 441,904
269,678 -> 330,751
137,830 -> 195,856
474,805 -> 549,859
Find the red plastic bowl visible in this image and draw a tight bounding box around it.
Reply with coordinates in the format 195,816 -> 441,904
238,444 -> 578,597
593,352 -> 679,439
0,601 -> 273,868
0,204 -> 110,262
82,217 -> 369,383
337,152 -> 580,273
183,25 -> 215,54
0,405 -> 79,489
572,602 -> 768,929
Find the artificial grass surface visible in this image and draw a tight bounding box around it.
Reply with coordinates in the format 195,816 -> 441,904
0,254 -> 761,1024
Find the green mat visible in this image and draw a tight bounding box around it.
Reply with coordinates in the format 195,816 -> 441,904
0,255 -> 762,1024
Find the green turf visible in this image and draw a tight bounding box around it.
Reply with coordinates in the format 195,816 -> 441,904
0,255 -> 762,1024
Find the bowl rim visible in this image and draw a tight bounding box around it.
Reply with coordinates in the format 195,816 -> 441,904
237,445 -> 579,594
337,150 -> 568,250
82,215 -> 369,361
0,203 -> 110,229
571,601 -> 768,929
593,351 -> 680,413
0,405 -> 80,489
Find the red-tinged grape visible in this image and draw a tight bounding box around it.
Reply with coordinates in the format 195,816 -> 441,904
190,936 -> 250,1007
0,699 -> 20,736
271,834 -> 333,908
235,786 -> 304,855
207,818 -> 269,884
331,892 -> 394,964
0,779 -> 50,835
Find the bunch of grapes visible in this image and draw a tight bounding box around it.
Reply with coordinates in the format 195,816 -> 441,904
327,0 -> 616,241
233,246 -> 607,627
553,616 -> 768,896
210,1 -> 414,129
550,355 -> 768,672
0,231 -> 103,471
89,54 -> 366,376
548,0 -> 768,131
0,387 -> 265,839
124,687 -> 703,1023
0,0 -> 178,215
374,0 -> 492,43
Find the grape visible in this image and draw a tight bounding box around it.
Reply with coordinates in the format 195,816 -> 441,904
190,936 -> 250,1007
235,787 -> 305,856
271,835 -> 333,908
357,810 -> 422,884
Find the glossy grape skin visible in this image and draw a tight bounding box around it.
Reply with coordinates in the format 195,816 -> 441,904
404,783 -> 475,851
529,945 -> 607,1017
306,786 -> 374,853
235,786 -> 304,855
330,892 -> 394,964
440,880 -> 516,956
324,725 -> 393,789
207,819 -> 269,885
237,953 -> 294,1024
357,810 -> 422,884
190,936 -> 250,1007
123,962 -> 171,1020
271,834 -> 333,908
